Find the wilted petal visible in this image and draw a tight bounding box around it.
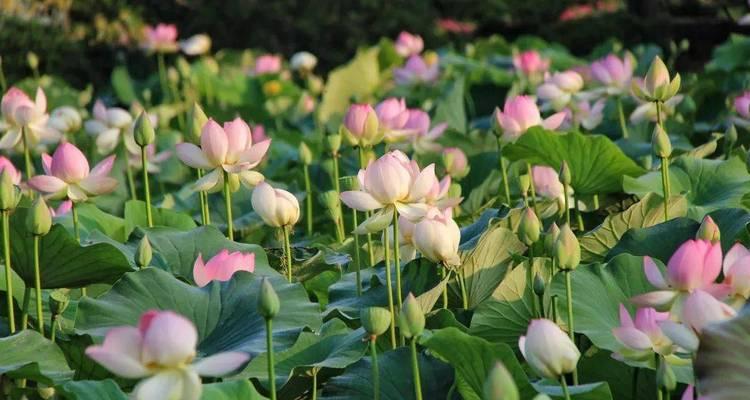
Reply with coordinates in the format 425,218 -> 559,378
340,191 -> 382,212
176,143 -> 213,170
192,352 -> 250,376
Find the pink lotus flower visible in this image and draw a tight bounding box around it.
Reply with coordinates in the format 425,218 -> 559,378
733,91 -> 750,128
402,109 -> 447,152
28,143 -> 117,202
192,250 -> 255,287
0,87 -> 60,151
0,156 -> 21,185
519,319 -> 580,380
442,147 -> 469,180
494,96 -> 566,143
48,106 -> 82,134
254,55 -> 282,75
682,289 -> 736,334
251,181 -> 300,228
513,50 -> 550,77
86,310 -> 248,399
394,32 -> 424,57
531,166 -> 565,201
436,18 -> 476,35
141,24 -> 178,53
423,174 -> 462,211
413,207 -> 461,266
723,243 -> 750,300
340,150 -> 434,234
176,118 -> 270,192
376,98 -> 412,140
537,71 -> 584,110
612,304 -> 672,362
342,104 -> 382,147
251,124 -> 268,143
591,53 -> 634,93
84,100 -> 134,155
394,55 -> 439,86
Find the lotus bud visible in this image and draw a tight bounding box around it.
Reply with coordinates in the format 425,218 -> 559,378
657,359 -> 677,392
187,102 -> 209,143
518,174 -> 530,196
544,223 -> 561,256
519,319 -> 580,379
27,197 -> 52,236
533,274 -> 546,297
696,215 -> 720,243
48,289 -> 70,316
634,56 -> 681,102
518,207 -> 541,246
341,176 -> 360,191
361,307 -> 391,338
559,161 -> 571,186
483,362 -> 519,400
258,278 -> 280,319
299,142 -> 312,165
652,124 -> 672,158
342,104 -> 382,147
27,51 -> 39,70
554,224 -> 580,271
398,293 -> 425,339
442,147 -> 470,180
135,236 -> 153,268
326,133 -> 342,155
133,111 -> 156,147
0,170 -> 20,211
448,182 -> 462,199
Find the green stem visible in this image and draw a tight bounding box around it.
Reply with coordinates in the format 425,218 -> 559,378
370,338 -> 381,400
21,126 -> 33,180
33,236 -> 43,335
122,139 -> 137,201
526,162 -> 539,216
565,271 -> 578,384
50,315 -> 57,343
332,152 -> 345,237
383,221 -> 397,349
656,101 -> 663,127
2,210 -> 15,333
410,338 -> 424,400
71,202 -> 86,297
498,140 -> 512,205
617,97 -> 629,139
551,295 -> 559,324
353,209 -> 362,296
631,367 -> 639,400
660,157 -> 670,222
528,246 -> 538,317
560,376 -> 571,400
563,183 -> 570,226
574,195 -> 584,232
303,165 -> 313,236
458,270 -> 468,309
222,172 -> 234,241
0,61 -> 7,92
20,287 -> 29,329
393,210 -> 403,311
655,354 -> 662,400
282,226 -> 293,283
265,318 -> 277,400
358,147 -> 375,267
141,147 -> 153,228
197,169 -> 210,225
440,267 -> 448,309
157,53 -> 170,103
311,369 -> 318,400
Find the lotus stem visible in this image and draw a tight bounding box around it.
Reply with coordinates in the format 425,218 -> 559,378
332,151 -> 345,236
353,208 -> 362,296
122,135 -> 137,201
21,126 -> 33,181
141,147 -> 153,228
382,223 -> 397,349
563,183 -> 571,226
303,164 -> 313,236
0,60 -> 6,92
358,146 -> 375,267
565,270 -> 578,384
551,294 -> 559,324
574,195 -> 584,232
560,376 -> 571,400
311,369 -> 318,400
157,53 -> 170,103
20,287 -> 29,329
410,338 -> 423,400
631,367 -> 639,400
656,101 -> 663,127
2,210 -> 15,333
197,169 -> 210,225
222,171 -> 234,241
33,236 -> 43,335
617,97 -> 629,139
393,210 -> 403,311
660,157 -> 670,222
370,338 -> 381,400
282,225 -> 293,283
526,162 -> 539,216
71,202 -> 86,297
50,315 -> 58,343
655,354 -> 663,400
265,318 -> 277,400
498,139 -> 511,205
440,267 -> 449,309
457,269 -> 468,309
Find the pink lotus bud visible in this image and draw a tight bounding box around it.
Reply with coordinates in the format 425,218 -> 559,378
413,208 -> 461,266
375,98 -> 410,131
681,289 -> 736,334
531,166 -> 564,200
394,31 -> 424,57
343,104 -> 381,146
49,142 -> 90,183
0,157 -> 21,185
442,147 -> 469,179
735,91 -> 750,120
519,319 -> 580,380
254,54 -> 282,75
142,24 -> 178,53
494,96 -> 565,143
513,50 -> 550,76
192,250 -> 255,287
1,87 -> 34,126
251,181 -> 300,228
590,53 -> 634,90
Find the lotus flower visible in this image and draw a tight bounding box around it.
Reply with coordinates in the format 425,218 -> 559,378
659,289 -> 737,354
513,50 -> 550,77
632,56 -> 680,103
530,166 -> 572,211
722,243 -> 750,300
376,98 -> 412,141
402,109 -> 447,153
342,104 -> 383,147
0,87 -> 60,152
394,31 -> 424,57
413,207 -> 461,266
254,55 -> 282,75
519,319 -> 580,380
630,94 -> 683,124
86,310 -> 248,400
28,142 -> 117,202
612,304 -> 672,362
84,100 -> 134,155
192,250 -> 255,287
384,215 -> 418,263
537,71 -> 584,110
0,156 -> 21,185
176,118 -> 270,192
423,174 -> 462,211
732,91 -> 750,128
494,96 -> 565,143
591,53 -> 634,94
340,150 -> 434,234
179,34 -> 211,56
442,147 -> 469,180
562,99 -> 605,130
251,181 -> 300,228
142,24 -> 178,53
290,51 -> 317,71
394,55 -> 439,86
48,106 -> 82,134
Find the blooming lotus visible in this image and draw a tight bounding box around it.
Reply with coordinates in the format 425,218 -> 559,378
659,289 -> 736,354
251,181 -> 300,228
518,319 -> 580,380
494,96 -> 566,143
630,94 -> 683,124
413,207 -> 461,266
28,142 -> 117,202
612,304 -> 672,362
192,250 -> 255,287
376,98 -> 412,141
394,31 -> 424,57
176,118 -> 270,192
142,24 -> 178,53
394,55 -> 439,86
423,174 -> 462,211
0,87 -> 60,151
513,50 -> 549,78
48,106 -> 82,135
290,51 -> 317,71
733,91 -> 750,128
0,156 -> 21,185
402,109 -> 447,153
179,34 -> 211,56
342,104 -> 383,147
590,53 -> 634,94
537,71 -> 584,110
340,150 -> 435,234
84,100 -> 134,154
722,243 -> 750,301
254,54 -> 282,75
86,310 -> 248,400
442,147 -> 469,180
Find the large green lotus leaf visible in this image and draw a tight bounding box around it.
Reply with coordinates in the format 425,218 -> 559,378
320,347 -> 453,400
318,47 -> 380,123
123,200 -> 197,238
55,202 -> 127,242
59,379 -> 128,400
131,225 -> 270,282
75,268 -> 321,356
236,319 -> 367,391
504,128 -> 646,195
579,193 -> 688,262
56,334 -> 115,381
421,327 -> 536,400
202,380 -> 268,399
434,78 -> 467,133
0,207 -> 133,288
0,330 -> 74,384
578,348 -> 656,400
532,381 -> 613,400
624,157 -> 750,219
696,307 -> 750,399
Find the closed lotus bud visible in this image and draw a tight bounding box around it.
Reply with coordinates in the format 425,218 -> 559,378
696,215 -> 720,243
299,142 -> 312,165
398,293 -> 425,339
27,51 -> 39,70
133,112 -> 156,147
49,289 -> 70,315
519,319 -> 580,380
652,124 -> 672,158
0,170 -> 21,211
27,197 -> 52,236
326,133 -> 342,155
136,236 -> 153,268
633,56 -> 681,102
448,182 -> 462,199
187,102 -> 209,143
533,274 -> 545,297
342,104 -> 382,147
518,207 -> 541,246
442,147 -> 470,180
483,362 -> 519,400
657,359 -> 677,392
258,278 -> 280,319
518,174 -> 530,196
361,307 -> 391,337
544,223 -> 561,256
554,224 -> 580,271
559,161 -> 571,186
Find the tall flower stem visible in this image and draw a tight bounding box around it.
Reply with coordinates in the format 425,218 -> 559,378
617,97 -> 629,139
562,183 -> 571,226
392,210 -> 403,310
526,162 -> 539,216
660,157 -> 670,222
457,269 -> 469,309
20,288 -> 29,329
370,338 -> 381,400
440,267 -> 448,309
21,126 -> 33,181
156,53 -> 170,103
560,376 -> 571,400
353,208 -> 362,296
383,224 -> 397,349
222,172 -> 234,241
141,147 -> 153,228
197,169 -> 210,225
654,354 -> 662,400
497,139 -> 512,205
565,270 -> 578,384
409,338 -> 423,400
332,152 -> 345,236
2,210 -> 15,333
71,202 -> 86,297
265,318 -> 277,400
357,147 -> 375,267
121,136 -> 137,201
303,164 -> 313,236
282,225 -> 293,283
33,235 -> 43,335
311,369 -> 318,400
574,195 -> 584,232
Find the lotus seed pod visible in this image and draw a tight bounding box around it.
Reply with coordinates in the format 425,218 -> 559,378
518,207 -> 541,246
554,224 -> 580,271
533,274 -> 546,297
187,102 -> 209,143
398,293 -> 425,339
27,197 -> 52,236
133,112 -> 156,147
135,236 -> 153,268
483,362 -> 519,400
258,278 -> 280,319
652,124 -> 672,158
544,223 -> 561,256
696,215 -> 720,244
361,307 -> 391,337
299,142 -> 313,165
559,161 -> 571,186
326,133 -> 342,155
0,170 -> 20,211
49,289 -> 70,315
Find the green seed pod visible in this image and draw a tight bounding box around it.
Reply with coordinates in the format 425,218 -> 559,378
258,277 -> 280,319
49,289 -> 70,316
187,102 -> 209,144
544,223 -> 561,256
398,293 -> 425,339
483,362 -> 520,400
533,274 -> 546,297
133,112 -> 156,147
326,133 -> 342,155
299,142 -> 313,165
652,124 -> 672,158
559,161 -> 571,186
27,197 -> 52,236
696,215 -> 720,244
518,207 -> 541,246
360,307 -> 391,337
554,224 -> 580,271
136,236 -> 153,268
